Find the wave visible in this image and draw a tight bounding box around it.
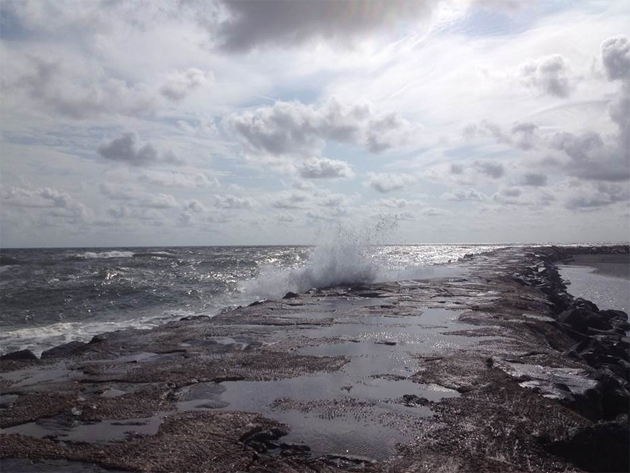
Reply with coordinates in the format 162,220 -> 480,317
74,251 -> 135,260
241,219 -> 399,299
133,251 -> 177,258
0,255 -> 21,265
0,310 -> 213,357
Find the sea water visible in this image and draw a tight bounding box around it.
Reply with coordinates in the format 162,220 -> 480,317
0,243 -> 502,356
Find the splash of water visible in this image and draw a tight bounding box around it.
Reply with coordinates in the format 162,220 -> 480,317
241,217 -> 400,299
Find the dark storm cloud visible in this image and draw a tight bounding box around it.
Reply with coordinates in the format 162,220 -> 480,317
98,132 -> 184,167
215,0 -> 435,53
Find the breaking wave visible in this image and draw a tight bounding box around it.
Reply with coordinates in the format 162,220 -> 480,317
74,251 -> 135,259
241,218 -> 414,299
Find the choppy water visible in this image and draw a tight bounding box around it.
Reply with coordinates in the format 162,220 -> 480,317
0,244 -> 504,355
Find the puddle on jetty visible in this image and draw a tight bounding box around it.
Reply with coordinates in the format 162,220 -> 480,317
3,414 -> 166,444
2,307 -> 486,461
177,308 -> 483,460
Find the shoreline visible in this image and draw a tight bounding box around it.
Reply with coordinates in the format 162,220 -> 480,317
1,246 -> 629,472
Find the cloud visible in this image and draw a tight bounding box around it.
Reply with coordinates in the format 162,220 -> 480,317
464,121 -> 539,150
298,157 -> 353,179
214,0 -> 435,53
230,97 -> 419,157
271,191 -> 310,209
214,194 -> 256,209
441,188 -> 486,202
474,160 -> 505,179
377,198 -> 411,208
1,186 -> 91,222
519,54 -> 572,98
421,207 -> 445,217
521,173 -> 547,187
159,68 -> 213,102
10,55 -> 158,119
563,181 -> 629,210
183,200 -> 206,214
98,132 -> 183,167
602,36 -> 630,81
99,183 -> 179,209
138,170 -> 217,188
316,193 -> 350,208
366,172 -> 417,193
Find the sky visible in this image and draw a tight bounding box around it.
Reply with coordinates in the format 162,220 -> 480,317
0,0 -> 629,247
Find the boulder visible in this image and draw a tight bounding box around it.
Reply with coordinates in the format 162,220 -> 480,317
0,349 -> 38,361
558,308 -> 611,333
41,341 -> 87,359
543,421 -> 629,472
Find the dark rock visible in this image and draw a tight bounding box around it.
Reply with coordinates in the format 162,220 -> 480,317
89,334 -> 108,344
375,340 -> 397,346
593,368 -> 630,419
402,394 -> 431,406
248,299 -> 267,307
600,309 -> 628,323
1,349 -> 38,361
41,341 -> 87,359
542,421 -> 629,472
282,292 -> 299,299
558,308 -> 610,333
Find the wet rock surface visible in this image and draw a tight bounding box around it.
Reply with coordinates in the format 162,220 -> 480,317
1,246 -> 629,472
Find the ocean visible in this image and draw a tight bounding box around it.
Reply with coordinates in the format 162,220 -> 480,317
0,243 -> 503,356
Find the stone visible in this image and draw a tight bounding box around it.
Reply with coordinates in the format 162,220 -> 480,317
1,349 -> 38,361
41,341 -> 87,359
543,421 -> 630,473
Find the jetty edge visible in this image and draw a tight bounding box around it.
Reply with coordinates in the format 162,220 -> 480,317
1,245 -> 628,472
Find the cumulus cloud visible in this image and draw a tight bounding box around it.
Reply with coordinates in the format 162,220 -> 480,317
550,129 -> 629,182
214,194 -> 256,210
271,191 -> 310,209
519,54 -> 572,98
377,198 -> 411,208
421,207 -> 445,217
441,188 -> 486,202
99,183 -> 179,209
1,186 -> 91,222
474,160 -> 504,179
521,173 -> 547,187
183,200 -> 206,214
602,36 -> 630,81
464,121 -> 539,150
98,132 -> 183,167
316,193 -> 350,208
298,157 -> 354,179
9,55 -> 159,119
159,68 -> 213,102
366,172 -> 417,193
562,181 -> 629,210
230,97 -> 419,157
214,0 -> 434,53
138,170 -> 217,188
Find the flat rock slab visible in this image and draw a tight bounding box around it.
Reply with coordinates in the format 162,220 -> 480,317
1,247 -> 628,472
